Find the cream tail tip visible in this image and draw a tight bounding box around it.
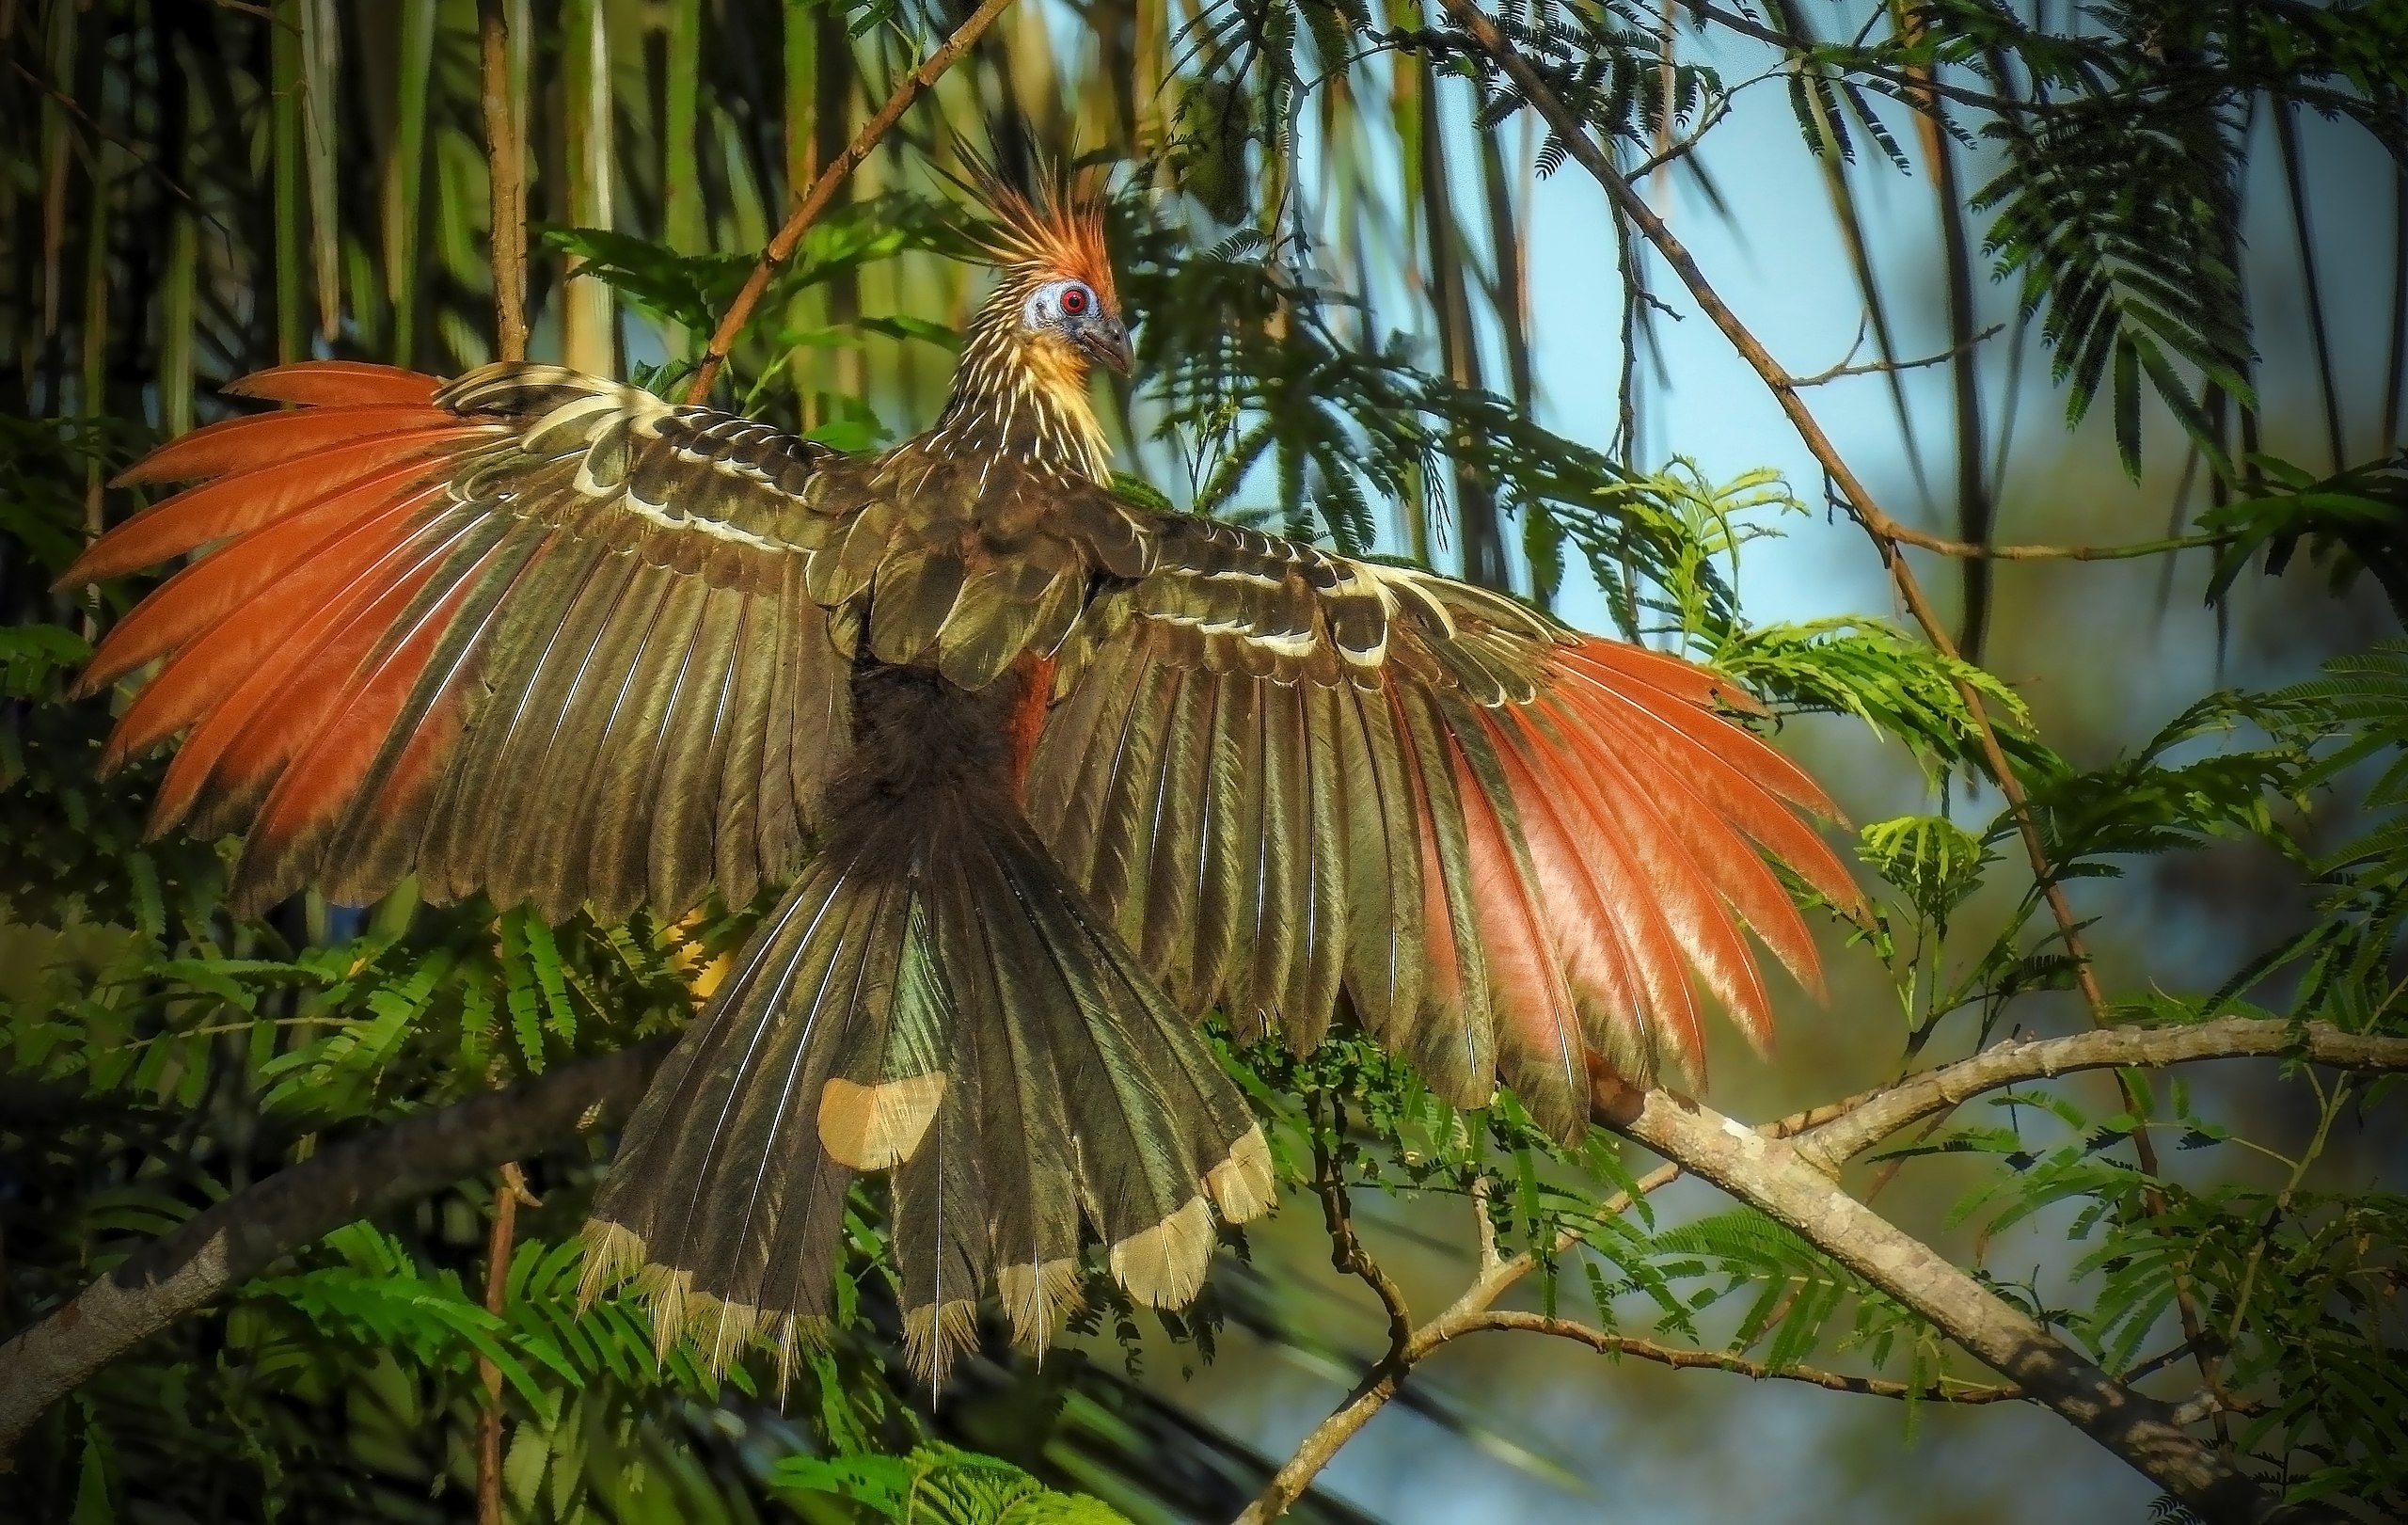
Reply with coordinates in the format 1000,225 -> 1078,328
996,1256 -> 1084,1352
1204,1124 -> 1276,1222
1108,1195 -> 1216,1308
903,1297 -> 983,1386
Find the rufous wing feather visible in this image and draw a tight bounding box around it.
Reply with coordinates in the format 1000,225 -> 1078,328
1035,516 -> 1861,1140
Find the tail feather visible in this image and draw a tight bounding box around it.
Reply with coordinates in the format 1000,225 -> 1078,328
588,862 -> 872,1358
932,856 -> 1082,1347
586,790 -> 1271,1386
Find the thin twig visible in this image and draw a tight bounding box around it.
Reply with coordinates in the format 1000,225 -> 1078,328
1237,1163 -> 1681,1523
1686,3 -> 2036,115
1438,0 -> 2228,1346
1307,1097 -> 1412,1366
1789,323 -> 2003,387
2222,1077 -> 2351,1362
1882,524 -> 2230,563
476,1163 -> 539,1525
478,0 -> 527,365
1456,1311 -> 2023,1402
8,58 -> 229,236
0,1043 -> 669,1459
683,0 -> 1017,405
1403,12 -> 2294,1521
1443,0 -> 2118,1037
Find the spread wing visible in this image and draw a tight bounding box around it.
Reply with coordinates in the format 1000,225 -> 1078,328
66,360 -> 1137,923
1025,514 -> 1863,1139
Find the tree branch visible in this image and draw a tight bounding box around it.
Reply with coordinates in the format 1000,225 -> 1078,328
1431,0 -> 2110,1030
682,0 -> 1016,404
1881,523 -> 2231,562
1790,322 -> 2004,388
1592,1082 -> 2322,1525
1454,1311 -> 2021,1403
1308,1099 -> 1413,1367
0,1040 -> 669,1464
1789,1019 -> 2408,1168
477,1161 -> 539,1525
1237,1164 -> 1681,1523
473,12 -> 531,1510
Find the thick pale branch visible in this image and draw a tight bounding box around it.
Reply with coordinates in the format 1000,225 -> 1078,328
1242,1017 -> 2399,1520
0,1041 -> 668,1463
1595,1085 -> 2320,1525
683,0 -> 1015,403
1791,1018 -> 2408,1168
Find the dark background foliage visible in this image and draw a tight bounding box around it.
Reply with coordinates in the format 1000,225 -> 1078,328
3,2 -> 2405,1522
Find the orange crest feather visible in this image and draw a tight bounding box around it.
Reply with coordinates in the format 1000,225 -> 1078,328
962,157 -> 1117,311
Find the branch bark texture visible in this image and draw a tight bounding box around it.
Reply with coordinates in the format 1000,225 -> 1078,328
1598,1086 -> 2313,1525
0,1041 -> 667,1464
1792,1018 -> 2408,1168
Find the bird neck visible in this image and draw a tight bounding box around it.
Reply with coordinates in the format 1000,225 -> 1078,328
928,286 -> 1113,484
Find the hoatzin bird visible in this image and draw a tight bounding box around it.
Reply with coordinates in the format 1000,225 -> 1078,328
66,176 -> 1859,1381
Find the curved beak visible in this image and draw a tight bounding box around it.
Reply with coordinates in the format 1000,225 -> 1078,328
1080,317 -> 1133,376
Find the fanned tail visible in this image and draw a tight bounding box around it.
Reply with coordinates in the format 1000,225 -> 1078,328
584,670 -> 1272,1385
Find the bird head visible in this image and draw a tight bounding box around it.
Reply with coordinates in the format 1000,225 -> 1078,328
970,169 -> 1132,379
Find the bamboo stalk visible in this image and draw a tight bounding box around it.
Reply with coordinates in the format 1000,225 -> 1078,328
663,0 -> 704,260
384,0 -> 437,367
1478,128 -> 1553,605
2387,142 -> 2406,455
80,132 -> 108,600
37,0 -> 75,344
1419,80 -> 1504,589
784,0 -> 818,199
301,0 -> 340,342
270,0 -> 306,365
562,0 -> 617,376
159,192 -> 197,437
157,12 -> 198,440
1772,0 -> 1931,504
1894,6 -> 1994,661
816,0 -> 861,407
2273,102 -> 2346,473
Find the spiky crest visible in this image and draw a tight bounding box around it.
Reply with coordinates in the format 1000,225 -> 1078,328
955,151 -> 1117,310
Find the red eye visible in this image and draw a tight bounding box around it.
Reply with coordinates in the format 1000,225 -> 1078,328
1060,285 -> 1090,316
